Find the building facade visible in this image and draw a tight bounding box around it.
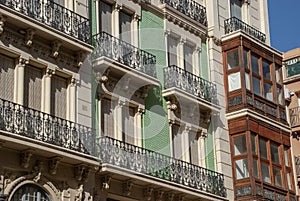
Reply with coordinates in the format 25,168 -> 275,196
283,48 -> 300,200
0,0 -> 295,201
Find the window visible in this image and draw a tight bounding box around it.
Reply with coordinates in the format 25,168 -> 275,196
233,134 -> 249,180
243,50 -> 248,68
51,74 -> 67,118
0,53 -> 14,101
101,98 -> 114,138
270,143 -> 280,164
228,72 -> 241,91
119,10 -> 132,44
123,106 -> 135,144
11,184 -> 50,201
168,36 -> 178,66
261,162 -> 271,183
99,1 -> 112,34
172,124 -> 183,159
251,55 -> 259,74
184,44 -> 193,73
252,77 -> 261,95
24,65 -> 42,110
236,158 -> 249,179
230,0 -> 242,20
259,138 -> 268,159
189,131 -> 199,165
234,135 -> 247,155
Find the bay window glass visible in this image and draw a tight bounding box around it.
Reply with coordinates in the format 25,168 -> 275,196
259,138 -> 268,159
251,55 -> 259,74
275,65 -> 281,83
236,158 -> 249,179
245,73 -> 250,90
243,50 -> 248,68
227,49 -> 239,69
234,135 -> 247,155
261,162 -> 271,183
251,134 -> 256,154
253,159 -> 259,178
252,77 -> 261,95
287,172 -> 292,190
264,82 -> 273,101
228,72 -> 241,91
270,143 -> 280,164
273,167 -> 282,187
262,61 -> 271,80
284,147 -> 290,167
277,87 -> 283,105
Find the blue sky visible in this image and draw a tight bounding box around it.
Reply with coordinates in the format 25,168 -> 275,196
268,1 -> 300,52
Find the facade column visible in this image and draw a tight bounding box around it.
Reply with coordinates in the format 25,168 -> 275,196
164,30 -> 170,66
178,37 -> 186,68
199,131 -> 207,167
15,57 -> 28,105
132,14 -> 140,47
182,124 -> 191,162
68,77 -> 77,122
194,46 -> 201,75
43,68 -> 54,114
115,98 -> 125,141
135,106 -> 144,147
112,4 -> 121,38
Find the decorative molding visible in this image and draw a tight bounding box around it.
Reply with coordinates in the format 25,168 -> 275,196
165,192 -> 175,201
20,150 -> 33,169
76,51 -> 86,67
0,15 -> 6,35
75,184 -> 84,201
155,190 -> 164,201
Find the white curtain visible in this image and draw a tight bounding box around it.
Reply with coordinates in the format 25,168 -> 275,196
228,72 -> 241,91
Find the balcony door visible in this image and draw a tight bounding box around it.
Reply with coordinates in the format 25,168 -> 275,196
0,54 -> 14,102
99,1 -> 112,34
230,0 -> 242,20
119,11 -> 132,44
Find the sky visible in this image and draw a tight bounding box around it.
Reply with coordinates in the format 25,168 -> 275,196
268,1 -> 300,52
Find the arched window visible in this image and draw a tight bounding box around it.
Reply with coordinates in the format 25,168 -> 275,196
11,184 -> 50,201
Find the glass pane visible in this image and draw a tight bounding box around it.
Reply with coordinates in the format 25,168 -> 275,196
234,135 -> 247,155
253,158 -> 258,178
251,134 -> 256,154
277,87 -> 283,105
251,55 -> 259,74
287,172 -> 292,190
261,162 -> 270,183
252,77 -> 261,95
273,166 -> 282,187
228,72 -> 241,91
275,65 -> 281,83
264,82 -> 273,101
236,158 -> 249,179
230,0 -> 242,19
259,138 -> 268,159
245,73 -> 250,90
287,62 -> 300,77
284,147 -> 290,167
244,50 -> 248,68
262,61 -> 271,80
227,50 -> 239,69
270,143 -> 280,164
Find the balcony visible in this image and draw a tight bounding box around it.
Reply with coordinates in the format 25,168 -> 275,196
163,65 -> 219,107
0,0 -> 90,44
0,98 -> 227,198
92,32 -> 157,78
97,136 -> 227,198
0,98 -> 96,156
290,106 -> 300,127
160,0 -> 207,27
224,17 -> 266,43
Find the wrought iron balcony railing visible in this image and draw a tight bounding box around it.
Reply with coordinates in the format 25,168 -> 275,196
0,98 -> 96,155
92,32 -> 157,78
160,0 -> 207,27
290,106 -> 300,127
97,136 -> 227,197
224,17 -> 266,43
0,0 -> 90,43
164,65 -> 218,105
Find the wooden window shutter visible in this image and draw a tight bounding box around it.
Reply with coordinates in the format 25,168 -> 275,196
24,65 -> 42,110
0,54 -> 15,101
51,74 -> 67,118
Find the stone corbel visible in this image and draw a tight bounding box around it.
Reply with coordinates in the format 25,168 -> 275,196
24,29 -> 35,47
20,149 -> 34,169
200,111 -> 211,125
122,180 -> 133,196
0,15 -> 6,35
75,165 -> 86,181
144,187 -> 153,201
18,57 -> 29,68
45,68 -> 55,78
32,161 -> 43,183
244,0 -> 250,5
51,40 -> 62,58
76,51 -> 87,67
101,175 -> 111,191
49,157 -> 62,175
155,190 -> 164,201
177,195 -> 185,201
166,192 -> 174,201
